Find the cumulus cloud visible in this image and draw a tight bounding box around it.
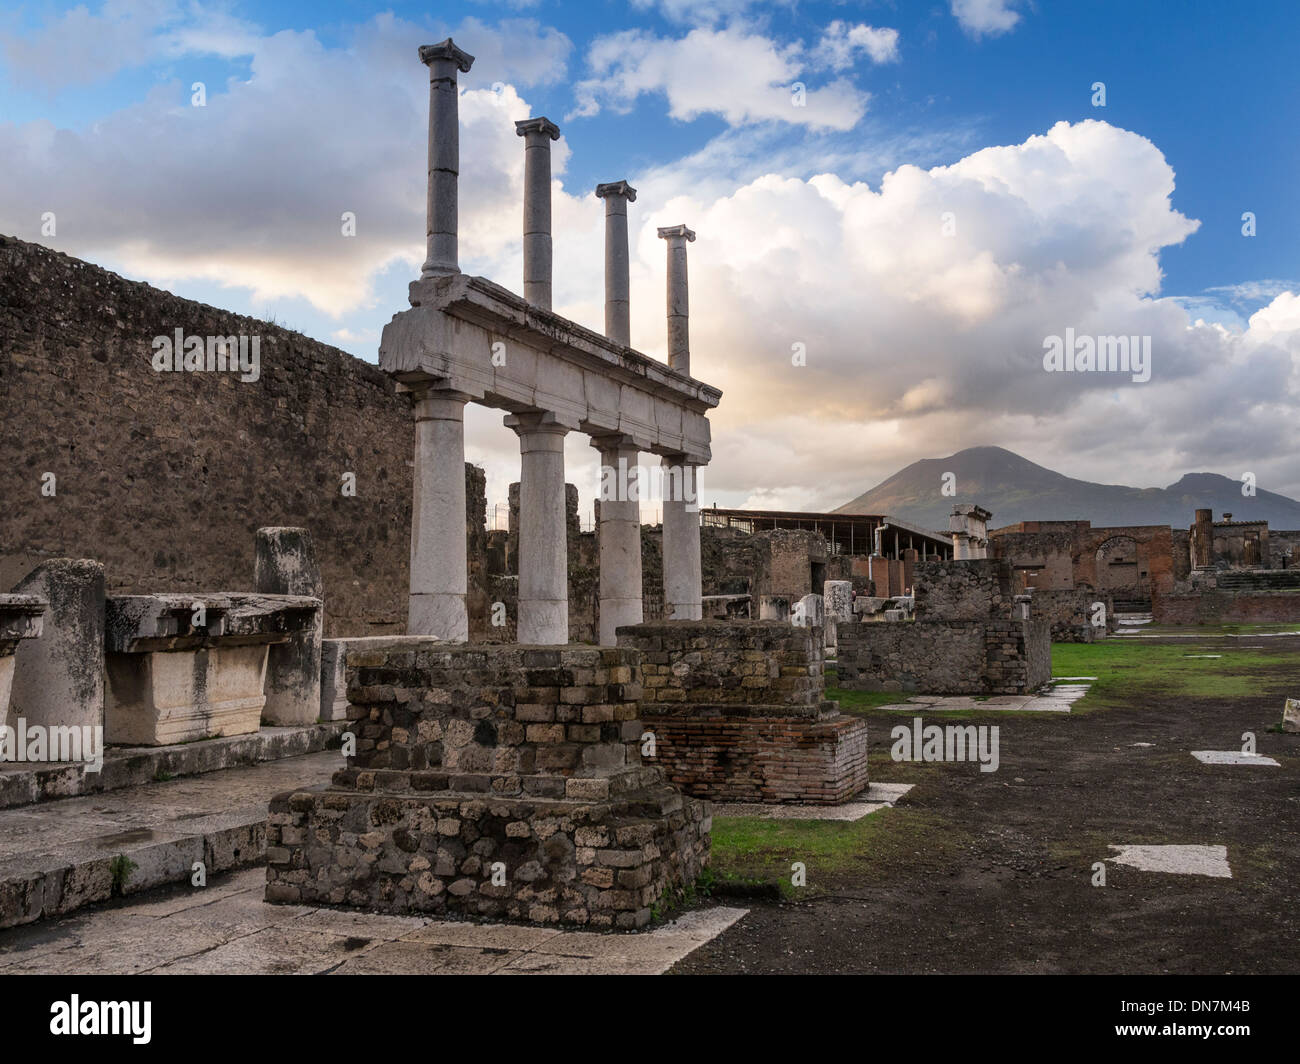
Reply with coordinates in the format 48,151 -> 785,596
612,120 -> 1300,506
951,0 -> 1024,39
0,13 -> 573,314
815,22 -> 900,70
569,26 -> 872,130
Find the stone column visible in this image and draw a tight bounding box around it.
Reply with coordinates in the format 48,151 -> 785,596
516,117 -> 561,308
657,224 -> 696,375
593,435 -> 643,644
953,532 -> 971,560
254,527 -> 323,725
595,181 -> 637,346
1194,507 -> 1214,569
506,411 -> 570,644
661,456 -> 702,620
409,391 -> 471,640
418,39 -> 475,279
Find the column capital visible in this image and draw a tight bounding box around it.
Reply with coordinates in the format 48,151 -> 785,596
419,39 -> 475,74
515,116 -> 560,141
589,432 -> 642,455
595,180 -> 637,203
657,224 -> 695,242
504,410 -> 570,440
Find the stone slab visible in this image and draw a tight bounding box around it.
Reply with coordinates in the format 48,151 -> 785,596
1106,844 -> 1232,878
713,782 -> 913,822
0,721 -> 346,810
1191,751 -> 1280,766
0,750 -> 339,929
0,864 -> 748,975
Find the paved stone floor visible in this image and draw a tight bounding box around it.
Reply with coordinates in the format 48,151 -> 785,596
877,682 -> 1091,713
714,782 -> 914,821
0,867 -> 748,975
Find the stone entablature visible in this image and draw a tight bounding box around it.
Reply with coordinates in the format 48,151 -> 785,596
384,273 -> 718,464
266,639 -> 711,927
104,592 -> 320,746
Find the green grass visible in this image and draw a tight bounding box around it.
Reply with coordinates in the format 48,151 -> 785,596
1050,640 -> 1299,709
708,806 -> 960,897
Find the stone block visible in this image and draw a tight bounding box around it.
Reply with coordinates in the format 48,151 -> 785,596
10,560 -> 105,738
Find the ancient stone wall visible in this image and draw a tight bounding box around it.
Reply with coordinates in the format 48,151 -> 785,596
0,235 -> 425,638
915,558 -> 1014,619
837,559 -> 1050,694
1027,588 -> 1115,642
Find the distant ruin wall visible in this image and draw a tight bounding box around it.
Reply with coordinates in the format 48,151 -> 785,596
1153,589 -> 1300,625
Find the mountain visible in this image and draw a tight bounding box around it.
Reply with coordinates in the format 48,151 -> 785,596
835,446 -> 1300,531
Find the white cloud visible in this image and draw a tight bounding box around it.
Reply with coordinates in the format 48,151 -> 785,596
569,26 -> 871,130
951,0 -> 1024,39
815,22 -> 900,70
0,14 -> 573,315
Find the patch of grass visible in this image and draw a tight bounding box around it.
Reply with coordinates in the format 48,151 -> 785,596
827,686 -> 901,715
153,767 -> 175,782
108,854 -> 138,896
1051,639 -> 1300,710
709,806 -> 961,898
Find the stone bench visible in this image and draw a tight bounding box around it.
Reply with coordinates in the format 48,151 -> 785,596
104,593 -> 321,745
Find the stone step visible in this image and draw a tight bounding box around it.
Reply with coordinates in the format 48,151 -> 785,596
0,721 -> 347,810
0,750 -> 337,930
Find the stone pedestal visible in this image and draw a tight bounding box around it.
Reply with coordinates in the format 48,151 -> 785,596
617,622 -> 868,805
10,560 -> 105,739
104,593 -> 320,745
0,595 -> 46,731
266,641 -> 711,927
255,527 -> 323,725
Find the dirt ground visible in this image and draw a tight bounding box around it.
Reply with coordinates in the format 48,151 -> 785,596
671,634 -> 1300,974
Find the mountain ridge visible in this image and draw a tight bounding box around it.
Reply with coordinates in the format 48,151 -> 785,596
834,446 -> 1300,531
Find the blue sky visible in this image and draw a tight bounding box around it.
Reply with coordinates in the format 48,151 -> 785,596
3,0 -> 1299,513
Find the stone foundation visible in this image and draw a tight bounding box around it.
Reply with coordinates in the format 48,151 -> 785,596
616,621 -> 869,804
266,641 -> 710,927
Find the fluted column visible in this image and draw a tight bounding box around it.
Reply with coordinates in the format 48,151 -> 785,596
418,39 -> 475,279
516,117 -> 561,308
506,411 -> 570,644
409,390 -> 471,640
593,435 -> 643,644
